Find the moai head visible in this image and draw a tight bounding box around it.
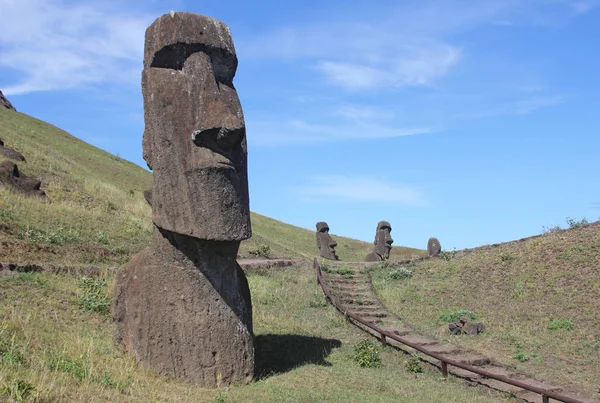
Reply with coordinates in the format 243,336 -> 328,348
427,237 -> 441,257
373,221 -> 393,260
316,222 -> 338,260
141,12 -> 250,241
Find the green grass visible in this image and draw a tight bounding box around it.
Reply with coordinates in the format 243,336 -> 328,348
0,265 -> 517,402
0,107 -> 423,264
372,222 -> 600,398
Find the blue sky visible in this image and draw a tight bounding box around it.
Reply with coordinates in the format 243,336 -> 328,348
1,0 -> 599,250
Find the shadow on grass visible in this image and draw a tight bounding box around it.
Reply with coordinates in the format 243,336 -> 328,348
254,333 -> 342,379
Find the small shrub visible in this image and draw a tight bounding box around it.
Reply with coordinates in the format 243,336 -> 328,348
440,249 -> 456,262
97,231 -> 109,245
500,252 -> 517,262
388,267 -> 412,280
77,277 -> 110,315
106,200 -> 117,212
308,294 -> 327,308
405,355 -> 423,373
25,227 -> 80,245
513,351 -> 533,362
334,267 -> 355,276
542,225 -> 561,234
548,318 -> 573,331
1,379 -> 35,402
248,245 -> 270,258
0,209 -> 15,220
0,334 -> 24,367
128,189 -> 135,196
99,372 -> 132,392
353,340 -> 382,368
566,217 -> 589,229
439,309 -> 477,323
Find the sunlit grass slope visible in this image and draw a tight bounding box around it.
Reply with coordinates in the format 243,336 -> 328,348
372,222 -> 600,399
0,107 -> 422,265
0,264 -> 517,402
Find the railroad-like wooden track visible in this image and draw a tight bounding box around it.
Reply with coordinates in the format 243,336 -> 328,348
316,258 -> 598,403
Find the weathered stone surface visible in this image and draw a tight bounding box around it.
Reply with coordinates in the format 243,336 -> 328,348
0,161 -> 48,200
316,221 -> 338,260
141,12 -> 249,241
143,188 -> 152,206
0,139 -> 26,162
449,316 -> 485,336
114,12 -> 253,387
427,237 -> 441,257
113,230 -> 253,387
0,90 -> 16,111
365,221 -> 393,262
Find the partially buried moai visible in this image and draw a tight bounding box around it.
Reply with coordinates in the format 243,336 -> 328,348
316,222 -> 338,260
365,221 -> 394,262
427,237 -> 441,257
112,12 -> 253,387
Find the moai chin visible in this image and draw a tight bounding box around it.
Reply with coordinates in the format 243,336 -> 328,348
113,12 -> 253,387
427,237 -> 442,257
365,221 -> 393,262
316,222 -> 339,260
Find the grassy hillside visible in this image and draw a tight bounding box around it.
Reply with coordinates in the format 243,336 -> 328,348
0,107 -> 422,265
372,221 -> 600,399
0,264 -> 516,402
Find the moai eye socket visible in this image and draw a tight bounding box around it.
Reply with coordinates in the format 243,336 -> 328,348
192,128 -> 244,152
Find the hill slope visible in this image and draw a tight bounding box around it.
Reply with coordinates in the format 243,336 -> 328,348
0,107 -> 422,265
372,221 -> 600,399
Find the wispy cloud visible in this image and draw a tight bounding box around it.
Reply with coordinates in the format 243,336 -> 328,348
315,45 -> 461,91
571,1 -> 595,14
513,95 -> 567,114
248,116 -> 435,146
0,0 -> 152,95
295,175 -> 427,206
455,92 -> 567,119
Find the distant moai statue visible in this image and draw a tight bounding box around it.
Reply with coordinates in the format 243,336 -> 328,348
316,222 -> 339,260
113,12 -> 253,387
365,221 -> 393,262
427,237 -> 441,257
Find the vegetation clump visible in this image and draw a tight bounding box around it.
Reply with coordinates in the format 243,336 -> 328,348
566,217 -> 589,229
548,318 -> 573,331
77,277 -> 110,315
353,339 -> 382,368
388,267 -> 413,280
249,245 -> 271,258
405,355 -> 423,373
438,309 -> 477,323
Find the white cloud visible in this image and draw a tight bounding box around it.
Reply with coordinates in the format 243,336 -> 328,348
295,175 -> 427,206
315,45 -> 461,91
0,0 -> 152,95
247,117 -> 434,146
513,95 -> 566,114
571,1 -> 595,14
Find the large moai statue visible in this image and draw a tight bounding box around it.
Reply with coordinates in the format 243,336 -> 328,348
315,222 -> 338,260
365,221 -> 394,262
427,237 -> 442,257
113,12 -> 253,387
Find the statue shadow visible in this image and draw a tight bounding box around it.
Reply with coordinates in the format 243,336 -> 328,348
254,334 -> 342,379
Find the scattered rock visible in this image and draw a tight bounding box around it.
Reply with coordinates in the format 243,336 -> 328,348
0,90 -> 16,111
0,160 -> 48,200
114,12 -> 253,388
427,237 -> 442,257
365,221 -> 393,262
0,138 -> 26,162
449,316 -> 485,336
316,221 -> 338,260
